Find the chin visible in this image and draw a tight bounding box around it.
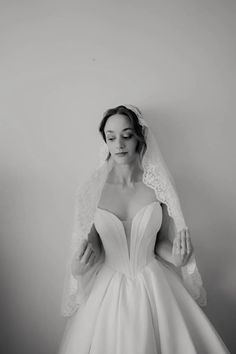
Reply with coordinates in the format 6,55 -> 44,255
113,154 -> 138,165
114,158 -> 129,164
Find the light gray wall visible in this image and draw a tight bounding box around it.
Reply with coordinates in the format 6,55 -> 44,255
1,1 -> 235,353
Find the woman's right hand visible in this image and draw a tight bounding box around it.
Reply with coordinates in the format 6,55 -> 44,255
71,239 -> 99,277
172,229 -> 194,267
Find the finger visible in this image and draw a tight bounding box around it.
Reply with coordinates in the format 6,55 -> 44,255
176,234 -> 182,254
172,237 -> 177,251
88,252 -> 96,266
182,233 -> 193,263
173,237 -> 180,255
85,244 -> 96,264
181,231 -> 187,256
85,246 -> 94,263
81,241 -> 94,259
80,245 -> 93,264
87,242 -> 95,257
180,229 -> 188,253
187,231 -> 194,255
75,244 -> 86,260
78,239 -> 88,258
186,233 -> 191,254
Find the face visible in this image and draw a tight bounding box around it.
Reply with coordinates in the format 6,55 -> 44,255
104,114 -> 139,164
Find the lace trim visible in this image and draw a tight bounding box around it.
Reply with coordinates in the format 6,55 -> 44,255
142,163 -> 207,307
61,159 -> 207,317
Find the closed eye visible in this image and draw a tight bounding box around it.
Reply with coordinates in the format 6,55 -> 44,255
107,135 -> 133,141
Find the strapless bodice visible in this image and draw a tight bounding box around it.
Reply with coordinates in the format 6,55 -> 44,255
94,201 -> 163,278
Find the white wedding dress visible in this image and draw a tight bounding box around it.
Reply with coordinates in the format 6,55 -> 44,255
58,201 -> 230,354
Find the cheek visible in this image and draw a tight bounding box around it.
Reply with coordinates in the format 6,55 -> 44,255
129,139 -> 139,151
106,141 -> 115,152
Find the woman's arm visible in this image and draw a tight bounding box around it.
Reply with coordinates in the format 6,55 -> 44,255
154,203 -> 193,268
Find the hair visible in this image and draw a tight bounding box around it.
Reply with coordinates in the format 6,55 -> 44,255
98,105 -> 147,161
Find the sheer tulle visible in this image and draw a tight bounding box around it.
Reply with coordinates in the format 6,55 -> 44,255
61,143 -> 207,317
58,202 -> 229,354
60,105 -> 208,318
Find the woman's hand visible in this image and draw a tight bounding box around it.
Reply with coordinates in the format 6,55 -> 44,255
71,239 -> 100,277
172,228 -> 194,267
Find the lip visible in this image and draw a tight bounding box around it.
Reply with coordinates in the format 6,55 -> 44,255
115,152 -> 128,156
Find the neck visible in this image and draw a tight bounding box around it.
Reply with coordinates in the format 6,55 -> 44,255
110,157 -> 143,186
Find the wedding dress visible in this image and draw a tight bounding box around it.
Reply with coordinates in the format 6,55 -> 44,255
58,104 -> 230,353
58,200 -> 230,354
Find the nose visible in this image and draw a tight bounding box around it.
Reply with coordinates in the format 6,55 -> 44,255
116,136 -> 125,150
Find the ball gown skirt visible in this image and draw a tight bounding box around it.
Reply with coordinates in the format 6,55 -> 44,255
58,201 -> 230,354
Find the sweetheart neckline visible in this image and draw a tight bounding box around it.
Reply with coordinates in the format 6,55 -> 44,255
96,201 -> 161,261
96,200 -> 159,224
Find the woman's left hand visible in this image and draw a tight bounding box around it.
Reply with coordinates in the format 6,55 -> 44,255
172,228 -> 194,267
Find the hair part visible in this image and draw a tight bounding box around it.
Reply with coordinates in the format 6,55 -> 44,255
98,105 -> 147,161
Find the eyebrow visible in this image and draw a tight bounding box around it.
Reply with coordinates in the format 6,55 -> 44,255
105,128 -> 133,134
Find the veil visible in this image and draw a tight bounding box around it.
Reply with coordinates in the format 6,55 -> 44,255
60,104 -> 207,317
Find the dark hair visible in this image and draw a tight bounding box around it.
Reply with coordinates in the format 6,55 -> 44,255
98,105 -> 147,161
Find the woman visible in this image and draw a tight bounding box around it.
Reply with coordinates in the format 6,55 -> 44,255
58,105 -> 230,353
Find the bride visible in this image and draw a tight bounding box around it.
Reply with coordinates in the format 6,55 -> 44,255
58,105 -> 230,353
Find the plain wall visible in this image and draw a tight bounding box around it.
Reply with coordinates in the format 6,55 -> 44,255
1,0 -> 235,353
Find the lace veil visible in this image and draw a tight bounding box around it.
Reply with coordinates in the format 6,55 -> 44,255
60,104 -> 207,317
